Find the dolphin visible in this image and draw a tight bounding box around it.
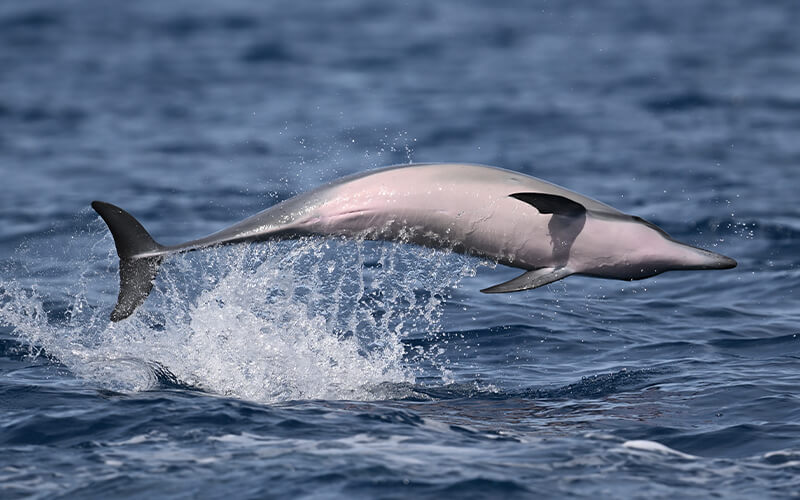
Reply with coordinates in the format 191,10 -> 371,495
91,163 -> 736,321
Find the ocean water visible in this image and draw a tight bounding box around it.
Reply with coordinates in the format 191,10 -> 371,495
1,0 -> 799,498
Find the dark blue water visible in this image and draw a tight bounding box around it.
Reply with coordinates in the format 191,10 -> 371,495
1,0 -> 799,498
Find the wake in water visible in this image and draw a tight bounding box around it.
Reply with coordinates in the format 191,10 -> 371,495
0,231 -> 480,402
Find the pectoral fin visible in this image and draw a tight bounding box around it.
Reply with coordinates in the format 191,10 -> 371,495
480,267 -> 573,294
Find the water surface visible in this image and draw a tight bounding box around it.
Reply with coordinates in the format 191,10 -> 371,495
1,1 -> 799,498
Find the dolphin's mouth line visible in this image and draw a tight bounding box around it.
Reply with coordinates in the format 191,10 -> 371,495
678,242 -> 738,270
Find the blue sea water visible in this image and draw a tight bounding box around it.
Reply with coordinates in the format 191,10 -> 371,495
1,0 -> 799,497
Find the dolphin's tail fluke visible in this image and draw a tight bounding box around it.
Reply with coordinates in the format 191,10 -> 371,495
91,201 -> 165,322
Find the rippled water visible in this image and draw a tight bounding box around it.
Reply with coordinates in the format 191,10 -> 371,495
1,0 -> 799,498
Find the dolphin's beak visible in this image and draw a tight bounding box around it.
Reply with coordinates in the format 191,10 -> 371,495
713,253 -> 738,269
679,244 -> 737,270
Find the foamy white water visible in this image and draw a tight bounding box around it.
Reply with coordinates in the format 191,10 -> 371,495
1,236 -> 480,402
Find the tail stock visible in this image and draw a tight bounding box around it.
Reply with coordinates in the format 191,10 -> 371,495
91,201 -> 165,322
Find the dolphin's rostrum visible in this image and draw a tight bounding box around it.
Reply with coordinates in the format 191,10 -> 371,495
92,163 -> 736,321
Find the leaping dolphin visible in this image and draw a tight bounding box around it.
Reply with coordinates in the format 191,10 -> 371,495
92,163 -> 736,321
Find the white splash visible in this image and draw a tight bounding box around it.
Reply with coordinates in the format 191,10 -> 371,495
1,235 -> 478,402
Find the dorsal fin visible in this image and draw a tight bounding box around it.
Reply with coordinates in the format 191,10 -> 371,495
510,193 -> 586,217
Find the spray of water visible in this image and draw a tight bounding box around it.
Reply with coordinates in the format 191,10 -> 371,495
1,234 -> 479,402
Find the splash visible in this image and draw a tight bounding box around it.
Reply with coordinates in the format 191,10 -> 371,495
1,234 -> 479,402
